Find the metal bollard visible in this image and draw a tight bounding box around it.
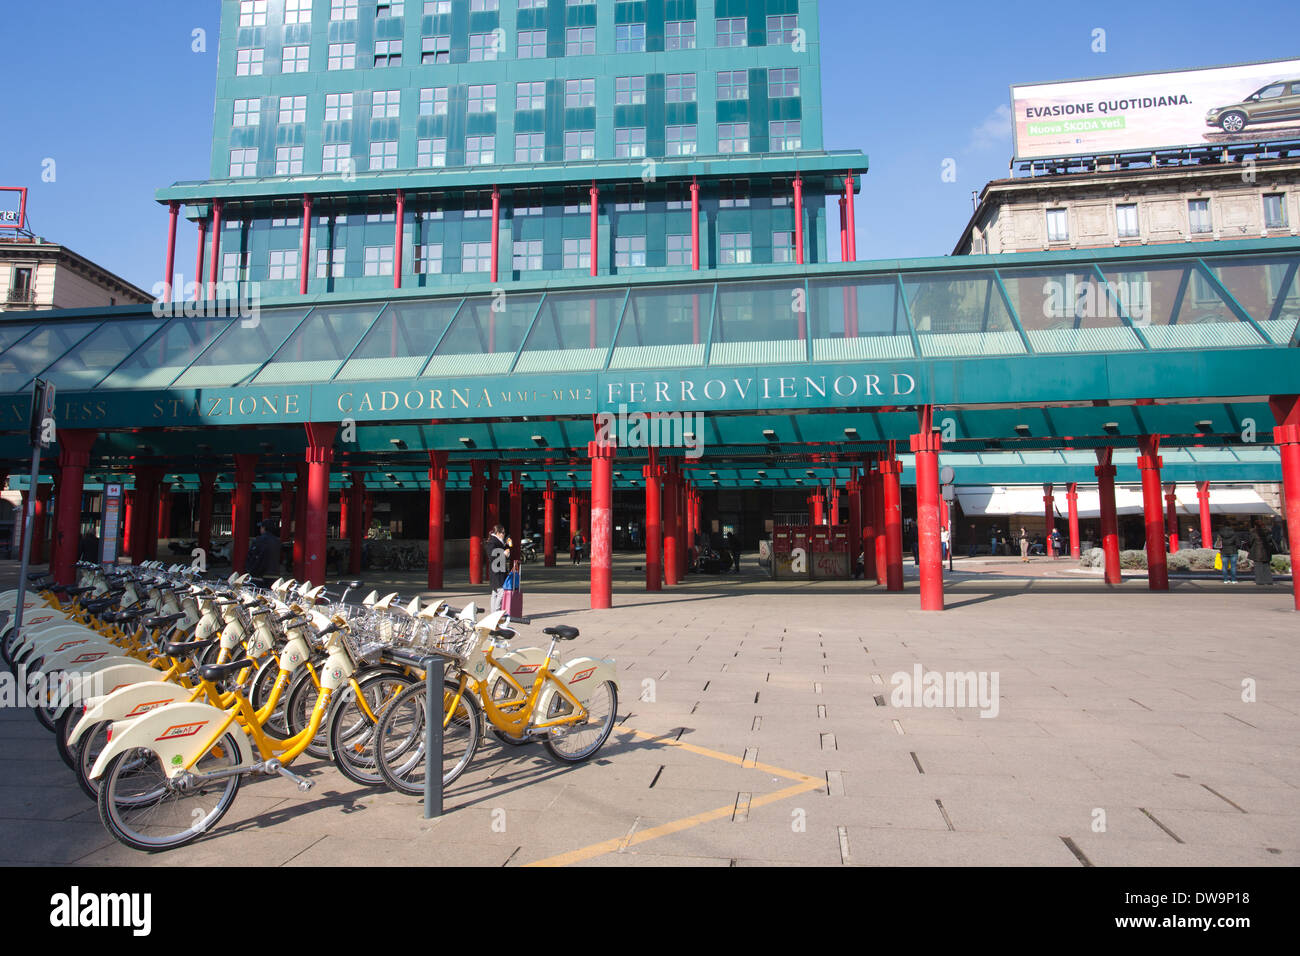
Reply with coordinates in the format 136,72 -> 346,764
422,655 -> 445,819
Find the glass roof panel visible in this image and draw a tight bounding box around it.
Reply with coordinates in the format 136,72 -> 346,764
334,300 -> 462,381
0,322 -> 101,394
514,290 -> 625,373
100,315 -> 237,389
423,292 -> 542,378
808,276 -> 915,361
0,323 -> 37,355
1201,253 -> 1300,345
1097,261 -> 1265,349
608,285 -> 710,370
710,279 -> 806,366
38,318 -> 166,390
251,303 -> 384,384
996,266 -> 1142,354
171,308 -> 313,387
902,271 -> 1026,357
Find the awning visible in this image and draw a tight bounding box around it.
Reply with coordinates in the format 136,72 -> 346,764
956,485 -> 1277,519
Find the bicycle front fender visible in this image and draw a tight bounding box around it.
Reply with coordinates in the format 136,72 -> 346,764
60,663 -> 167,721
91,701 -> 241,782
536,657 -> 619,716
71,680 -> 192,748
15,625 -> 98,660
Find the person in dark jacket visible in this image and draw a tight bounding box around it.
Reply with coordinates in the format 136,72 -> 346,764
1216,525 -> 1240,584
1249,520 -> 1275,586
487,525 -> 509,611
245,520 -> 282,586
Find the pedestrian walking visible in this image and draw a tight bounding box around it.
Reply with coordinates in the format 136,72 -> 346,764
245,520 -> 282,587
570,530 -> 585,566
968,523 -> 977,558
1050,527 -> 1062,559
940,526 -> 950,561
1249,520 -> 1275,586
1018,527 -> 1030,562
488,525 -> 510,611
989,525 -> 999,556
1215,524 -> 1240,584
1188,526 -> 1202,549
1272,518 -> 1288,555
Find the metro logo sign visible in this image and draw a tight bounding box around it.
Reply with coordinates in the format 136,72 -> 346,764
154,721 -> 207,741
569,666 -> 597,684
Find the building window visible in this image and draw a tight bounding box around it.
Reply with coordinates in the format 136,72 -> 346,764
369,140 -> 398,170
1046,208 -> 1069,242
236,48 -> 264,76
616,23 -> 646,53
566,0 -> 594,4
718,123 -> 750,154
666,125 -> 697,156
276,145 -> 304,174
717,71 -> 748,101
222,251 -> 250,283
716,17 -> 747,47
365,246 -> 395,277
665,73 -> 696,103
470,0 -> 499,9
615,236 -> 647,268
372,90 -> 400,118
366,211 -> 396,223
516,81 -> 546,111
518,29 -> 547,59
416,243 -> 443,274
233,98 -> 260,127
331,0 -> 358,19
469,33 -> 500,61
422,35 -> 451,63
666,234 -> 691,267
613,186 -> 645,211
616,76 -> 647,106
420,87 -> 449,116
328,42 -> 356,70
766,14 -> 798,45
513,240 -> 543,271
518,0 -> 545,8
564,130 -> 595,160
1187,198 -> 1212,235
229,148 -> 259,177
424,0 -> 451,12
284,0 -> 311,24
564,186 -> 591,213
615,127 -> 646,158
316,248 -> 346,278
566,27 -> 595,56
516,189 -> 543,215
1264,193 -> 1289,230
374,39 -> 402,66
466,135 -> 495,165
515,132 -> 545,162
666,20 -> 696,50
282,45 -> 309,72
666,183 -> 690,210
719,232 -> 752,264
563,238 -> 591,270
268,249 -> 299,281
1115,203 -> 1139,238
462,241 -> 493,273
466,84 -> 496,114
278,95 -> 307,124
566,78 -> 595,108
768,67 -> 800,99
324,92 -> 353,122
769,120 -> 801,151
239,1 -> 268,27
417,138 -> 447,167
376,0 -> 404,17
322,144 -> 352,173
772,231 -> 795,263
719,180 -> 750,208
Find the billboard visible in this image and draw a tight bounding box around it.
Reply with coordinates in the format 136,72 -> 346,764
0,187 -> 26,230
1011,58 -> 1300,160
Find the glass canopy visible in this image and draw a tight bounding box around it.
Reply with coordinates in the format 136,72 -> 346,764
1,249 -> 1295,394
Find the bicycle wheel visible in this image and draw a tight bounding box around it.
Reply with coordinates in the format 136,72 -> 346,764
374,680 -> 479,796
75,721 -> 111,801
96,733 -> 243,852
283,667 -> 330,759
249,655 -> 287,735
543,681 -> 618,764
55,705 -> 84,769
327,671 -> 415,787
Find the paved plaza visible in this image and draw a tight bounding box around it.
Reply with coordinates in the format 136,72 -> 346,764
1,556 -> 1297,867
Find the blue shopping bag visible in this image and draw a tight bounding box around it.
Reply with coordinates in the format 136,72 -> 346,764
502,564 -> 523,617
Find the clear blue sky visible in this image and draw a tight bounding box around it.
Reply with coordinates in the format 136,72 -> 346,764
1,0 -> 1297,291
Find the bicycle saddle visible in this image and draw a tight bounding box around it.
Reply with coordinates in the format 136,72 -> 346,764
543,625 -> 579,641
164,636 -> 217,657
145,612 -> 187,629
199,658 -> 255,683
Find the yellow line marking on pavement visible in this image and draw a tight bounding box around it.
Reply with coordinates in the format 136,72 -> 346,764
524,727 -> 822,867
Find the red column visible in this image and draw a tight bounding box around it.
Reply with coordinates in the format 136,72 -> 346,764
793,175 -> 804,265
1043,483 -> 1056,558
676,474 -> 687,576
393,189 -> 404,289
1269,395 -> 1300,611
339,481 -> 349,540
912,408 -> 944,610
860,465 -> 877,582
1137,435 -> 1169,591
348,473 -> 365,575
364,491 -> 373,534
486,461 -> 500,532
157,481 -> 173,549
872,465 -> 887,586
231,454 -> 257,573
163,201 -> 179,303
468,461 -> 485,586
1165,483 -> 1180,553
300,195 -> 312,295
829,481 -> 840,526
1095,449 -> 1121,584
32,483 -> 51,564
427,451 -> 448,589
120,491 -> 134,561
193,216 -> 207,301
50,430 -> 96,586
293,464 -> 308,580
489,185 -> 500,283
129,468 -> 152,565
1197,481 -> 1212,548
880,454 -> 904,591
1067,482 -> 1080,559
589,181 -> 599,278
509,471 -> 523,561
197,472 -> 216,557
543,480 -> 557,567
280,481 -> 294,551
588,426 -> 616,610
208,198 -> 223,299
847,473 -> 861,575
644,452 -> 662,590
302,423 -> 337,586
690,179 -> 700,271
810,489 -> 825,526
663,466 -> 679,586
845,173 -> 857,261
839,196 -> 848,261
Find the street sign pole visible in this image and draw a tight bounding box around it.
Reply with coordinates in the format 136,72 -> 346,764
12,379 -> 56,643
